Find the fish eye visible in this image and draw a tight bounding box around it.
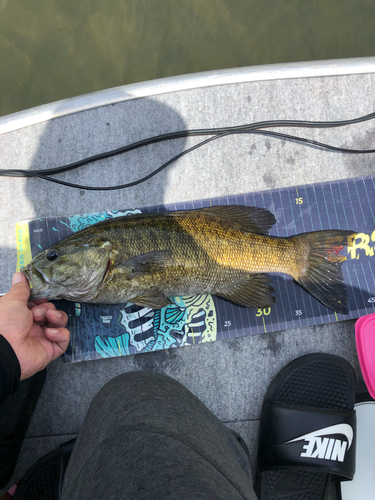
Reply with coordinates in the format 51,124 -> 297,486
47,248 -> 59,261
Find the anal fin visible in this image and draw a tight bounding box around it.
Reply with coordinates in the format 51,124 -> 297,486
217,274 -> 275,308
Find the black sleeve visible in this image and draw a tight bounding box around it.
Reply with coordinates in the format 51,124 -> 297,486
0,335 -> 21,406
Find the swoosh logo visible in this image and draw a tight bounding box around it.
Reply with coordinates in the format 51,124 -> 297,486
285,423 -> 353,449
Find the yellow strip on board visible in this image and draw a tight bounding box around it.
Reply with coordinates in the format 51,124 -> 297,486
262,316 -> 267,333
15,221 -> 32,271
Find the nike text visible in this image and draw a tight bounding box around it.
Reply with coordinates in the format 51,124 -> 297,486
301,437 -> 347,462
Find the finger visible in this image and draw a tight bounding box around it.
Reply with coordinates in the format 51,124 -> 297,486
32,302 -> 56,316
3,272 -> 31,304
45,309 -> 68,328
28,298 -> 48,309
31,303 -> 57,324
44,327 -> 70,357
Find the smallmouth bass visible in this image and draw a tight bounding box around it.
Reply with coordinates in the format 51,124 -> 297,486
21,206 -> 356,314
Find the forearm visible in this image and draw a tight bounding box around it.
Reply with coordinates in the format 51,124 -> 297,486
0,335 -> 21,405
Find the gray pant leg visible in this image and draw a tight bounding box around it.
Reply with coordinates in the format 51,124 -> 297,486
62,371 -> 257,500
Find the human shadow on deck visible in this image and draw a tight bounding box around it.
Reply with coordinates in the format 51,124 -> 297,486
24,97 -> 189,212
0,96 -> 191,493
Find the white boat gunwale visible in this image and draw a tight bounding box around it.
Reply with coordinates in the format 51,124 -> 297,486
1,57 -> 375,135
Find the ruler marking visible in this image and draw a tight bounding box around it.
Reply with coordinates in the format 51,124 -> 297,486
312,184 -> 324,230
320,183 -> 331,229
243,191 -> 255,335
370,176 -> 375,209
328,182 -> 340,228
337,181 -> 351,229
360,261 -> 375,311
346,262 -> 360,313
262,188 -> 281,332
218,196 -> 231,340
333,179 -> 361,316
308,184 -> 325,324
320,184 -> 335,318
268,188 -> 282,333
235,192 -> 247,338
352,264 -> 367,314
278,189 -> 295,324
287,187 -> 305,327
366,260 -> 375,309
305,183 -> 315,230
360,177 -> 375,224
345,178 -> 360,228
352,179 -> 367,227
227,194 -> 238,338
271,189 -> 288,331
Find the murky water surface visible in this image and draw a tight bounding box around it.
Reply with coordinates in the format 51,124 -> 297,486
1,0 -> 375,116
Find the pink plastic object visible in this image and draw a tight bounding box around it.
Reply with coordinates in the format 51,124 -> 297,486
355,314 -> 375,399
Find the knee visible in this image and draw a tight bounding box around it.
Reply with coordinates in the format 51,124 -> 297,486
91,370 -> 187,410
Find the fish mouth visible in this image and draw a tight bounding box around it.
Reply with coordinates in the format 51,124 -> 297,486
20,266 -> 32,286
21,265 -> 52,300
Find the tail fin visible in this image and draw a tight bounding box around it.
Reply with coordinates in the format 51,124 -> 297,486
292,230 -> 356,315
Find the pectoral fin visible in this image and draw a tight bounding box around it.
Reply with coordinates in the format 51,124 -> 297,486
217,273 -> 275,308
131,291 -> 172,309
117,250 -> 173,278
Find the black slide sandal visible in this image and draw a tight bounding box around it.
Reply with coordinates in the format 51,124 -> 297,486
255,353 -> 356,499
339,393 -> 375,500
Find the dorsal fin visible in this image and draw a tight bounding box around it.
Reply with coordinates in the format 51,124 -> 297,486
199,205 -> 276,235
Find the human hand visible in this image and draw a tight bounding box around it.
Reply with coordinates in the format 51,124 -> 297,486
0,272 -> 70,380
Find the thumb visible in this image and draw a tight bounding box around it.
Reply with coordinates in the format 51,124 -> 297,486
6,272 -> 31,303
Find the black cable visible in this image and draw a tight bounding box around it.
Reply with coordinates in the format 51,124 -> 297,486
2,128 -> 375,190
4,111 -> 375,177
0,134 -> 226,190
1,112 -> 375,189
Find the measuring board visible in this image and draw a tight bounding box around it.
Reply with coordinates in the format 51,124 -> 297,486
16,175 -> 375,363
